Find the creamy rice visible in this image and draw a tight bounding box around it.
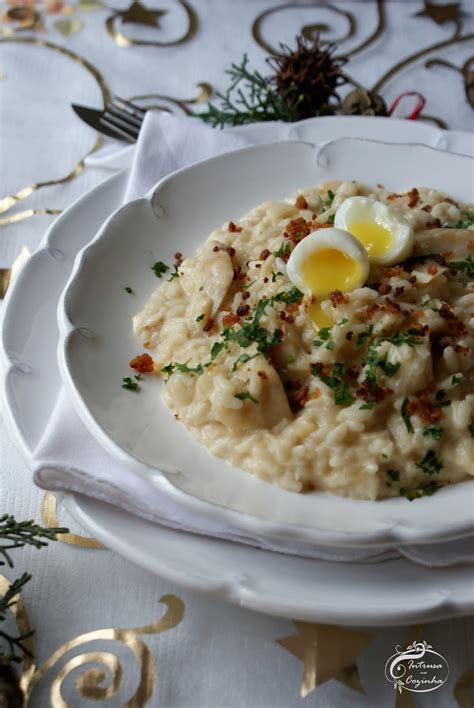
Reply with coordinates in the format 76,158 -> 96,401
133,181 -> 474,500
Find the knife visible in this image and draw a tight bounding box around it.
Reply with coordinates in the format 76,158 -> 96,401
71,104 -> 123,139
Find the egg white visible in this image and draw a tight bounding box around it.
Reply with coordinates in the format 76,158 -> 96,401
334,196 -> 415,266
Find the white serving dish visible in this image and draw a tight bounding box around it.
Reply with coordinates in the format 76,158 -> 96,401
3,116 -> 474,625
58,137 -> 474,549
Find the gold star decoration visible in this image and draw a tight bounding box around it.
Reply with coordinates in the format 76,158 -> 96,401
415,1 -> 464,25
116,1 -> 166,27
276,621 -> 374,698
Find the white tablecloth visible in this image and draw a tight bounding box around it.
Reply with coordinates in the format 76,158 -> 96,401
1,1 -> 474,705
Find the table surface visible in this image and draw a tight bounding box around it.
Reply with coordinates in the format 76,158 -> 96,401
1,1 -> 474,706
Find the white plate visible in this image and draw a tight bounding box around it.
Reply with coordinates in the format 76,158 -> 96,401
3,116 -> 474,625
58,137 -> 474,548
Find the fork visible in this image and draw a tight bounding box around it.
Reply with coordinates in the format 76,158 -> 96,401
101,97 -> 147,143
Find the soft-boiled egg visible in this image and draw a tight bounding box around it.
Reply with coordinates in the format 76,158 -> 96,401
334,196 -> 414,266
287,228 -> 370,327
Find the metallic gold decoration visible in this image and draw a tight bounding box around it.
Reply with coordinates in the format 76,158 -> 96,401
252,2 -> 356,57
415,1 -> 464,35
53,17 -> 84,35
41,492 -> 104,549
0,575 -> 36,695
116,0 -> 166,27
0,575 -> 184,705
345,0 -> 385,58
106,0 -> 197,48
454,666 -> 474,708
0,36 -> 110,225
276,621 -> 373,698
128,81 -> 212,114
0,244 -> 30,299
0,6 -> 43,35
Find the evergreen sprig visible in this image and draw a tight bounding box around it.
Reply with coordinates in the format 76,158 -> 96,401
195,54 -> 304,128
0,514 -> 68,663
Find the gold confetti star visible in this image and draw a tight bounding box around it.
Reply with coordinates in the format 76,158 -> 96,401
116,1 -> 166,27
277,621 -> 374,698
415,1 -> 464,25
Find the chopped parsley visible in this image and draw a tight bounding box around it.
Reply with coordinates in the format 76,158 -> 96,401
287,355 -> 296,365
271,271 -> 284,282
451,373 -> 465,385
415,449 -> 443,476
387,469 -> 400,482
210,341 -> 225,360
359,403 -> 374,410
161,361 -> 204,380
232,353 -> 259,371
400,482 -> 443,501
423,425 -> 443,440
452,211 -> 474,229
273,286 -> 304,305
434,389 -> 451,408
312,363 -> 355,406
234,390 -> 258,404
376,355 -> 400,378
196,314 -> 205,322
168,264 -> 180,281
124,286 -> 133,294
313,327 -> 332,348
401,397 -> 414,433
327,214 -> 335,225
322,190 -> 335,209
151,261 -> 169,278
122,376 -> 140,391
355,326 -> 373,348
272,241 -> 292,259
243,279 -> 257,289
450,255 -> 474,278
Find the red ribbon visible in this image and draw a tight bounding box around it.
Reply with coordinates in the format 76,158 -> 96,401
387,91 -> 426,120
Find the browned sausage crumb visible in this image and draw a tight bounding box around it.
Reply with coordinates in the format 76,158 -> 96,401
295,195 -> 308,210
236,305 -> 250,317
329,290 -> 349,306
406,188 -> 420,208
259,248 -> 271,260
228,221 -> 242,233
129,353 -> 154,373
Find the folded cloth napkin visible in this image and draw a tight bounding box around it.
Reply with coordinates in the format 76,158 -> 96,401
34,112 -> 473,566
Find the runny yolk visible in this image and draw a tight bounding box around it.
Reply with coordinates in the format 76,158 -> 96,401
346,220 -> 393,258
301,247 -> 363,328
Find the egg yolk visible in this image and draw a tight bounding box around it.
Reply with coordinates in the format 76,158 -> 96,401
301,248 -> 363,299
307,300 -> 333,328
346,220 -> 394,258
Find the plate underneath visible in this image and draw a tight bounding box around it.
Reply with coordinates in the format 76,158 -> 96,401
65,492 -> 474,627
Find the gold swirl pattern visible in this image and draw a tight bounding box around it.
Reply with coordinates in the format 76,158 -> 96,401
128,81 -> 213,113
41,493 -> 104,549
0,574 -> 185,705
252,2 -> 356,56
106,0 -> 197,48
454,666 -> 474,708
0,6 -> 43,35
0,37 -> 109,226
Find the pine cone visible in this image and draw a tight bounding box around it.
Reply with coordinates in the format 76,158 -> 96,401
341,88 -> 387,116
0,661 -> 23,708
268,37 -> 347,118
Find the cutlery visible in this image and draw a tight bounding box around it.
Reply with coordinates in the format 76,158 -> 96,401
72,97 -> 146,142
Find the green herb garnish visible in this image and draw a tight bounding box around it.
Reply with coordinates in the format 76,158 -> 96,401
312,363 -> 355,406
196,314 -> 205,322
273,286 -> 303,305
122,377 -> 139,391
449,255 -> 474,278
423,425 -> 443,440
401,397 -> 414,433
451,373 -> 465,385
232,353 -> 259,371
210,341 -> 225,360
168,264 -> 180,281
327,214 -> 335,225
376,355 -> 401,378
322,190 -> 335,209
161,361 -> 204,380
272,241 -> 292,259
452,211 -> 474,229
271,271 -> 284,282
124,286 -> 133,294
416,449 -> 443,476
400,482 -> 443,500
151,261 -> 169,278
234,390 -> 259,404
387,469 -> 400,482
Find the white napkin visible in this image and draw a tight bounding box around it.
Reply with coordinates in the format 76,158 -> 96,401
34,112 -> 473,566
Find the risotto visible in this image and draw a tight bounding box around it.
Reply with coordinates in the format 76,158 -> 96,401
132,181 -> 474,500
